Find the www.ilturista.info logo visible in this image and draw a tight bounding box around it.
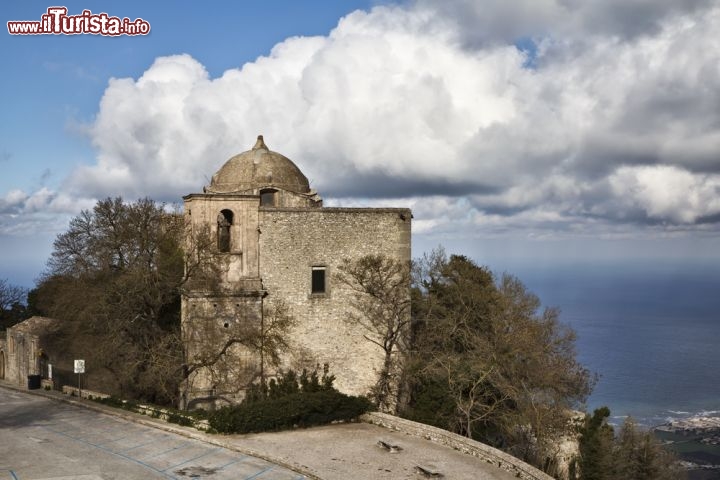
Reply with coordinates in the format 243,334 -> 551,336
7,7 -> 150,36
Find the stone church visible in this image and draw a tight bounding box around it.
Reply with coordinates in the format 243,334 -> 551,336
181,136 -> 411,409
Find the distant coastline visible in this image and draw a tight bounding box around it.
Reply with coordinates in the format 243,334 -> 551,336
654,416 -> 720,479
509,262 -> 720,479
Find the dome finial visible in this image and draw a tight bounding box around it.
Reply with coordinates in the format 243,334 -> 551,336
252,135 -> 268,151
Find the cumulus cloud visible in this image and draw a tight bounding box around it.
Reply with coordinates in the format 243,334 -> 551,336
608,166 -> 720,224
0,188 -> 96,236
7,0 -> 718,240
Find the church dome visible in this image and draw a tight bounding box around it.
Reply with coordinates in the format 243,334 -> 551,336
207,136 -> 310,194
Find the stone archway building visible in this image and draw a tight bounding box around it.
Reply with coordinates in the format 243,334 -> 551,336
2,316 -> 57,386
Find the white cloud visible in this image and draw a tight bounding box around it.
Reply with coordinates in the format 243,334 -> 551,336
0,187 -> 96,236
608,166 -> 720,223
4,0 -> 720,241
1,189 -> 28,210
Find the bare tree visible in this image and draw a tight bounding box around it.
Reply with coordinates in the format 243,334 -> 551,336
336,255 -> 412,413
251,299 -> 296,388
180,298 -> 295,409
178,212 -> 297,408
0,278 -> 26,310
0,278 -> 27,330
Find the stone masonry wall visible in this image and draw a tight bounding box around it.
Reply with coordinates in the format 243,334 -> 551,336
3,327 -> 41,385
259,207 -> 411,398
181,295 -> 263,408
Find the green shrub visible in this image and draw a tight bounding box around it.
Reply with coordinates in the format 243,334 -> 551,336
209,367 -> 371,434
209,389 -> 371,434
166,411 -> 194,427
94,395 -> 138,412
187,408 -> 209,420
91,395 -> 204,427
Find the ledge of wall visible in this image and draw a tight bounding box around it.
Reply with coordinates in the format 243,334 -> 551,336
61,386 -> 110,399
361,412 -> 555,480
60,386 -> 209,430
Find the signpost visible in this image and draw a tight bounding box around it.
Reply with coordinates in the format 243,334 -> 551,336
74,359 -> 85,398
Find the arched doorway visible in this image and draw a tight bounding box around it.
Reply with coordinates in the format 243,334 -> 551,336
0,350 -> 5,380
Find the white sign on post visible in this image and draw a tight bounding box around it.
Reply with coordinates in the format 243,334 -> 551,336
74,359 -> 85,374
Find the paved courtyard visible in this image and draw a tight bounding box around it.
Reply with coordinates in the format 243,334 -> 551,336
0,387 -> 304,480
1,384 -> 538,480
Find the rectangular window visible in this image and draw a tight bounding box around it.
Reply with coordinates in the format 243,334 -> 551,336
311,267 -> 326,294
260,189 -> 276,207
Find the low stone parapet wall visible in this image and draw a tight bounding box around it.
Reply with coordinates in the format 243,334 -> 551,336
134,403 -> 210,431
59,385 -> 208,431
61,385 -> 110,400
361,412 -> 554,480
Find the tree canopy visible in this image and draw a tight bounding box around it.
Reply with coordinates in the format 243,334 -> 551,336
31,197 -> 185,403
404,248 -> 594,474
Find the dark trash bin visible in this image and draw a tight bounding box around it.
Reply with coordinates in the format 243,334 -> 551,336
27,374 -> 42,390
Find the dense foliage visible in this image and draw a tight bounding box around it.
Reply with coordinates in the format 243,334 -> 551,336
209,368 -> 372,434
31,197 -> 186,404
572,407 -> 685,480
403,248 -> 594,474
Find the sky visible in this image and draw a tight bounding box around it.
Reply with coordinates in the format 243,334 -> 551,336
1,0 -> 719,288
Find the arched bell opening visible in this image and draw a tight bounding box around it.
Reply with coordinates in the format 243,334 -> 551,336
217,209 -> 234,252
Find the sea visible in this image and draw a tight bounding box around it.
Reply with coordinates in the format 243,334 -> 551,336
504,259 -> 720,429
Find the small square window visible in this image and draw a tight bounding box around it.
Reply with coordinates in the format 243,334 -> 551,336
311,267 -> 326,294
260,189 -> 276,207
